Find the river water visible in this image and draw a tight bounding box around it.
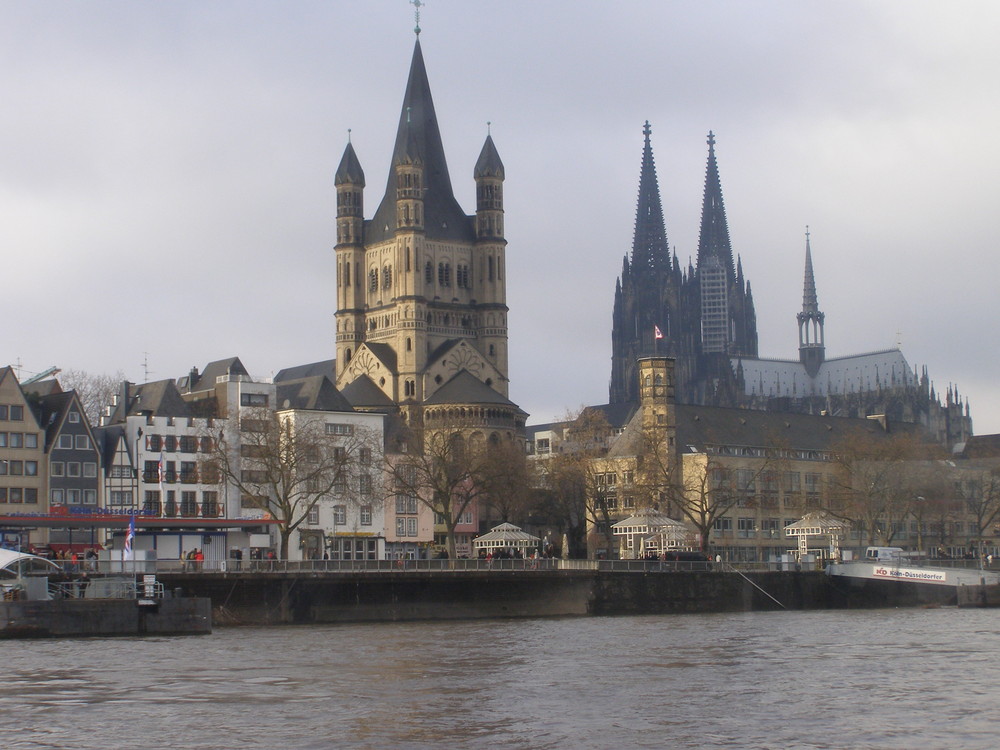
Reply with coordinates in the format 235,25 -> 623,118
2,608 -> 998,749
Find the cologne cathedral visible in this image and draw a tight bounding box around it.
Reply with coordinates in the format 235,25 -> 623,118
609,123 -> 972,447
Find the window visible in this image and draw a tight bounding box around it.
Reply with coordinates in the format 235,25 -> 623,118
307,506 -> 319,525
240,393 -> 269,407
738,518 -> 756,537
333,505 -> 346,525
144,491 -> 162,514
25,461 -> 38,477
360,505 -> 372,526
68,411 -> 80,423
0,433 -> 5,447
110,465 -> 132,479
9,433 -> 22,448
56,434 -> 72,450
67,462 -> 81,478
9,405 -> 23,421
83,462 -> 97,478
713,517 -> 733,532
382,265 -> 392,288
179,435 -> 198,453
359,447 -> 372,466
23,488 -> 37,504
0,405 -> 6,419
164,435 -> 176,452
8,461 -> 22,476
360,474 -> 372,496
147,434 -> 162,451
83,490 -> 97,505
396,518 -> 407,536
438,262 -> 451,287
75,434 -> 91,451
51,461 -> 65,477
110,490 -> 133,506
181,491 -> 198,516
326,423 -> 354,436
407,518 -> 417,536
202,491 -> 219,516
369,268 -> 378,292
24,433 -> 37,449
66,489 -> 80,505
425,261 -> 433,284
51,489 -> 64,504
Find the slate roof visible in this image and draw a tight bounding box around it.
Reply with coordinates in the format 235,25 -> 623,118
180,357 -> 249,394
276,376 -> 354,413
365,343 -> 398,373
962,434 -> 1000,459
274,360 -> 336,383
129,379 -> 193,418
367,39 -> 475,245
474,134 -> 504,179
34,391 -> 75,452
334,141 -> 365,186
424,370 -> 517,407
609,402 -> 920,458
340,375 -> 395,410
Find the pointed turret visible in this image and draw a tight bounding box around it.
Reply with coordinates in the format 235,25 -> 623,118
335,140 -> 365,246
797,227 -> 826,378
475,132 -> 504,239
630,121 -> 671,273
369,39 -> 473,244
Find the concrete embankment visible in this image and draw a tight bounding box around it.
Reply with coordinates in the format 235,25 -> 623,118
0,597 -> 212,638
155,569 -> 853,626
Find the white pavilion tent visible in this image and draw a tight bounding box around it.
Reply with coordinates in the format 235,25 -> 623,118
472,523 -> 540,555
612,509 -> 690,559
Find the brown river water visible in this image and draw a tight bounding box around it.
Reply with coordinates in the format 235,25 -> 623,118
2,608 -> 998,749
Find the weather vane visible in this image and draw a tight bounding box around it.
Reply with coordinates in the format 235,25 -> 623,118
411,0 -> 423,36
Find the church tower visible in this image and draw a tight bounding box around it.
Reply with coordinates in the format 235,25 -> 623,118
333,33 -> 524,443
797,228 -> 825,378
610,122 -> 688,404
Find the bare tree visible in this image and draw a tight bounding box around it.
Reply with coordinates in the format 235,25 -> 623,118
957,463 -> 1000,557
477,439 -> 534,525
830,431 -> 926,546
58,369 -> 128,425
386,426 -> 499,560
211,407 -> 376,559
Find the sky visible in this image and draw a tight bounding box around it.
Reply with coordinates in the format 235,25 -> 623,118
2,1 -> 998,434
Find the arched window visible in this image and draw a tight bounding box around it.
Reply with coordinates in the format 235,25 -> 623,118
383,265 -> 392,289
488,256 -> 495,281
425,261 -> 433,285
406,338 -> 412,352
369,268 -> 378,292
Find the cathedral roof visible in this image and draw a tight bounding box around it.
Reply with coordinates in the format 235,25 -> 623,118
735,349 -> 917,400
365,343 -> 398,373
368,39 -> 475,245
424,370 -> 516,407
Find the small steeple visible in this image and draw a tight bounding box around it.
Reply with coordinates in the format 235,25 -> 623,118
797,227 -> 826,378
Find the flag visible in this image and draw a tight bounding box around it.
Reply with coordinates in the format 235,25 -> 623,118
123,514 -> 136,561
654,324 -> 663,340
157,451 -> 165,488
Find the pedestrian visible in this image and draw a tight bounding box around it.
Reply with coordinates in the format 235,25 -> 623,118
194,548 -> 205,571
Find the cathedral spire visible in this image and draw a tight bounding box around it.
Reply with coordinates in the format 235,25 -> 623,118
629,121 -> 670,272
695,131 -> 734,278
369,38 -> 473,244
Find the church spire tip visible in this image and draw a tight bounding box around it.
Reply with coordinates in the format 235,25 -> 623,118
411,0 -> 423,36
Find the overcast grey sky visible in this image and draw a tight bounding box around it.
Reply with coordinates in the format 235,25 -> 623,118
2,1 -> 998,434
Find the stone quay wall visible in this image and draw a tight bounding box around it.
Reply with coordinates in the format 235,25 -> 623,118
154,569 -> 861,626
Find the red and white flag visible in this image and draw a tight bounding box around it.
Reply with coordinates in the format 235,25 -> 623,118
654,325 -> 663,340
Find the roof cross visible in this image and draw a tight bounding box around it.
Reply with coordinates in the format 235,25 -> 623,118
411,0 -> 423,36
